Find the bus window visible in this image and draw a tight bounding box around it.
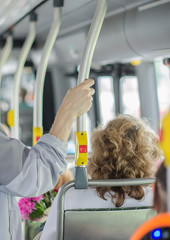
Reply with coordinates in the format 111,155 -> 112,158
97,76 -> 115,126
1,74 -> 13,112
154,60 -> 170,121
120,76 -> 140,117
20,67 -> 35,107
1,66 -> 35,111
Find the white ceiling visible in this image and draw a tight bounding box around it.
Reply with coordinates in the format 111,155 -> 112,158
0,0 -> 156,41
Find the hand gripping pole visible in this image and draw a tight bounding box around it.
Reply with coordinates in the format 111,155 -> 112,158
33,0 -> 64,145
9,13 -> 37,139
0,32 -> 13,121
75,0 -> 108,189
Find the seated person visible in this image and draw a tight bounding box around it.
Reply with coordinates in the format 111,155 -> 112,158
40,114 -> 161,240
153,161 -> 167,213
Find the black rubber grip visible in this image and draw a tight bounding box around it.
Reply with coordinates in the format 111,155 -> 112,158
53,0 -> 64,7
30,12 -> 38,22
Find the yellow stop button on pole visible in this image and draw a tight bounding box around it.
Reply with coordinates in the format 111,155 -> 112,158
75,132 -> 88,166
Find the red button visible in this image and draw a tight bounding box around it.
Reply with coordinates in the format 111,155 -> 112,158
36,136 -> 41,142
79,145 -> 87,153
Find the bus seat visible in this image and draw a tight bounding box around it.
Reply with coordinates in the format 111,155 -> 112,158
56,179 -> 156,240
63,207 -> 156,240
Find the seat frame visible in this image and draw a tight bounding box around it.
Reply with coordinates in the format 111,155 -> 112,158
56,178 -> 155,240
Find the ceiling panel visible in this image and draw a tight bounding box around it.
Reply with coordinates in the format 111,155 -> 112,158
0,0 -> 44,33
0,0 -> 156,40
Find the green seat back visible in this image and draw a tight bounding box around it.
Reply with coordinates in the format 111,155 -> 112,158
64,207 -> 156,240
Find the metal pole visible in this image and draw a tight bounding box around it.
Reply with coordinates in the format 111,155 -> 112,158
11,13 -> 37,139
135,62 -> 160,134
77,0 -> 108,131
75,0 -> 108,189
0,33 -> 13,121
33,0 -> 63,145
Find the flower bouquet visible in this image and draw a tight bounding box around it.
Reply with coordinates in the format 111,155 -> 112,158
18,189 -> 58,222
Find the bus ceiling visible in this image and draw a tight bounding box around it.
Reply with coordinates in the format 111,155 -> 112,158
0,0 -> 170,66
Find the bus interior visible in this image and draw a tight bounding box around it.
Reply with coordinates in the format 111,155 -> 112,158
0,0 -> 170,239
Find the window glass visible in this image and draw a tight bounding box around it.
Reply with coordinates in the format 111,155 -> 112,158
98,76 -> 115,126
20,67 -> 35,108
120,76 -> 140,117
154,60 -> 170,121
1,74 -> 13,112
1,67 -> 35,111
0,67 -> 35,145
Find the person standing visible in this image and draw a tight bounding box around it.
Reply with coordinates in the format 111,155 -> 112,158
0,78 -> 95,240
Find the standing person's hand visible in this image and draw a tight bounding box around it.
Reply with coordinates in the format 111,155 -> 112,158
60,79 -> 95,118
50,79 -> 95,141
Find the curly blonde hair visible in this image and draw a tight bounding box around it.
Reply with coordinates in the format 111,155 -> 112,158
88,115 -> 161,207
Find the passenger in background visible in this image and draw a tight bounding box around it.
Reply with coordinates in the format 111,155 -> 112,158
19,87 -> 33,109
153,162 -> 167,213
19,87 -> 33,145
40,114 -> 161,240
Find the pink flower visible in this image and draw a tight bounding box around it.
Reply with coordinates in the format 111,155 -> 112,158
18,198 -> 36,220
18,192 -> 56,221
30,195 -> 43,203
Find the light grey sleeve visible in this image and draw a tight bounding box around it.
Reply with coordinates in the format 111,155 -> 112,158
0,123 -> 26,185
0,124 -> 68,197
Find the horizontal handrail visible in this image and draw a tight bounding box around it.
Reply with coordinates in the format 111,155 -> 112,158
88,178 -> 156,187
58,178 -> 155,205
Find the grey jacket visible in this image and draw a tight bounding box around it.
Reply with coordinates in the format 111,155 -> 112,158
0,124 -> 67,240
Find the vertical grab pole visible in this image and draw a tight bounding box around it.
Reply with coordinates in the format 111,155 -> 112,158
75,0 -> 108,189
33,0 -> 64,145
8,13 -> 37,138
0,32 -> 13,121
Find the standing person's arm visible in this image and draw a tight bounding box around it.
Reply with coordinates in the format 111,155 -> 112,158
50,79 -> 95,141
0,79 -> 95,197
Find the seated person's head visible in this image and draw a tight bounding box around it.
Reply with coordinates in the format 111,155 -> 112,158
154,162 -> 167,213
88,114 -> 161,207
